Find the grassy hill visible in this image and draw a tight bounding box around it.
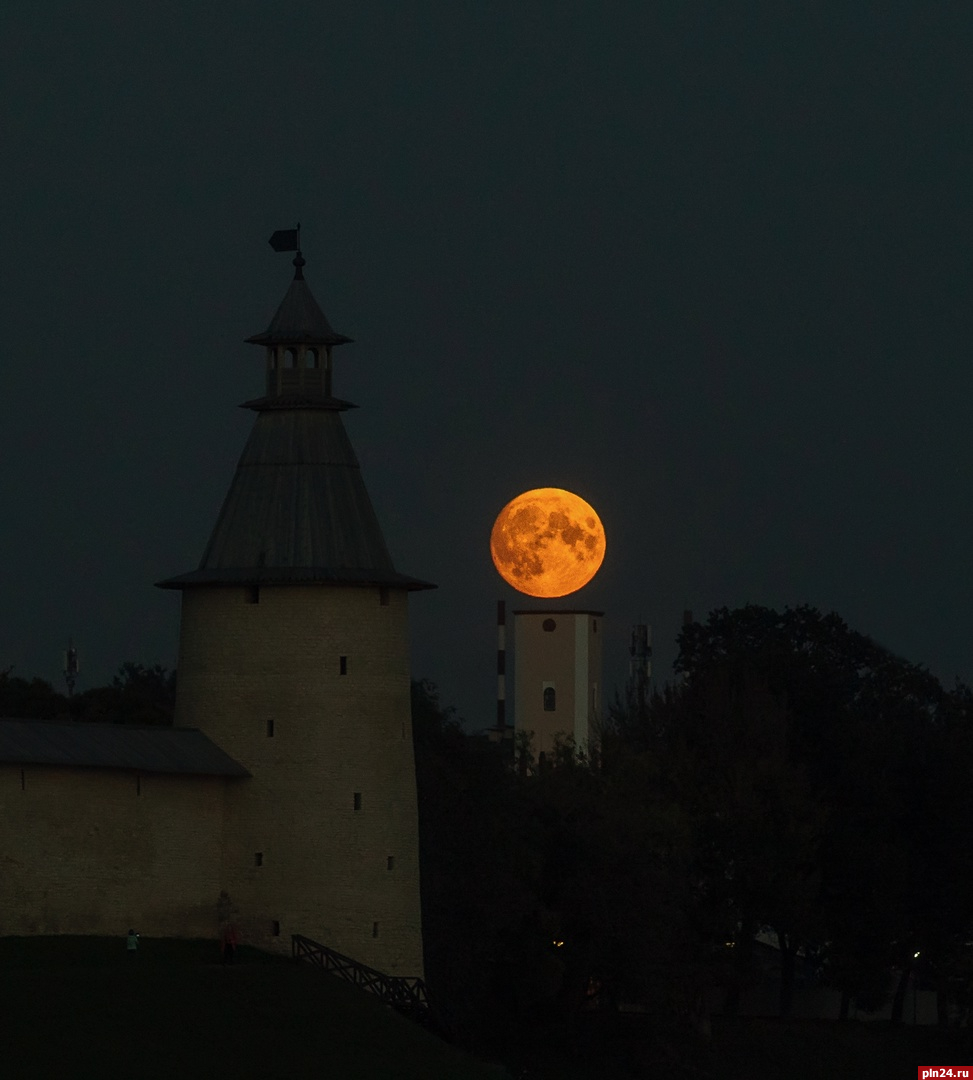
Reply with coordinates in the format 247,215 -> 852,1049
0,936 -> 511,1080
2,936 -> 969,1079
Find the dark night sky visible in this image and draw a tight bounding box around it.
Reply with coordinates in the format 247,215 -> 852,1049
2,2 -> 972,729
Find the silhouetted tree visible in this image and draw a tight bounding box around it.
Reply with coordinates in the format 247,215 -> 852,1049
70,663 -> 176,725
414,678 -> 710,1047
0,669 -> 69,719
419,619 -> 973,1054
412,679 -> 540,1046
666,604 -> 973,1021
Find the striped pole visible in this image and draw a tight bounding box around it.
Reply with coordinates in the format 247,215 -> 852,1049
497,600 -> 506,732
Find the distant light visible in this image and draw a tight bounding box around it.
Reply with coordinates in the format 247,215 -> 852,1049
725,942 -> 735,948
552,940 -> 564,948
914,950 -> 921,958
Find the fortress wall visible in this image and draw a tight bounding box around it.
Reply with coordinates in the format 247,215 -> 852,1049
174,584 -> 424,975
0,764 -> 225,939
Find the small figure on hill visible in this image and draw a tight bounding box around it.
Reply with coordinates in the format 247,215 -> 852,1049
221,923 -> 239,965
126,929 -> 139,957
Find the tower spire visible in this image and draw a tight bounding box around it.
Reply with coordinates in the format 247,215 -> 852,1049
156,238 -> 432,593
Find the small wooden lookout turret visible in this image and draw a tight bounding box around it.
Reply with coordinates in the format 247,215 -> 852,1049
244,248 -> 352,402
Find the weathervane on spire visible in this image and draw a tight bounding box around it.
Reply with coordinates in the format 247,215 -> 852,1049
268,223 -> 304,278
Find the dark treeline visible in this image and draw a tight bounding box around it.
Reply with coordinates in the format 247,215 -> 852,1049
414,605 -> 973,1059
0,663 -> 176,727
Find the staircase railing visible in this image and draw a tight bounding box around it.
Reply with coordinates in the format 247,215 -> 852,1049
291,934 -> 450,1038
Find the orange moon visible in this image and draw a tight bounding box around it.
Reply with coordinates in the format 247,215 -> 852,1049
490,487 -> 606,598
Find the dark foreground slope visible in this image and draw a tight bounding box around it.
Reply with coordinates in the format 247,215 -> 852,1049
2,937 -> 968,1079
487,1010 -> 971,1080
0,937 -> 510,1080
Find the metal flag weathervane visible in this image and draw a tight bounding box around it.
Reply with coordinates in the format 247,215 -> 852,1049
269,224 -> 301,252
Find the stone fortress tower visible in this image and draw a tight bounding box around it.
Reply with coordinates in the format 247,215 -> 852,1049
157,243 -> 433,974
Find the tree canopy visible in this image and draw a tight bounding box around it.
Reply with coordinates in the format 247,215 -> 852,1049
414,604 -> 973,1050
0,662 -> 176,725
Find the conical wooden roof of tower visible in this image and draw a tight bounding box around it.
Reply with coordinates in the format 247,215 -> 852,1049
157,255 -> 433,591
244,252 -> 353,347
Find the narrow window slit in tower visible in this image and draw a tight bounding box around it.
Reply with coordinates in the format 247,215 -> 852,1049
21,769 -> 25,790
246,584 -> 260,604
339,655 -> 347,675
272,920 -> 280,937
255,852 -> 263,867
372,922 -> 379,938
266,718 -> 275,738
353,792 -> 362,812
379,587 -> 389,606
136,774 -> 141,796
387,856 -> 395,871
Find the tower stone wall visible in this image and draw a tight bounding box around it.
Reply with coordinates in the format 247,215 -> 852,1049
174,583 -> 423,973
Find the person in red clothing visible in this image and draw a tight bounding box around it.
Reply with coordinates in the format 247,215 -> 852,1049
221,923 -> 239,965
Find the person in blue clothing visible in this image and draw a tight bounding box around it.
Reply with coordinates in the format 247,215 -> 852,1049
126,929 -> 139,957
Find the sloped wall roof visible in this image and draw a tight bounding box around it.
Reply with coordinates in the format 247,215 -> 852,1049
0,718 -> 250,776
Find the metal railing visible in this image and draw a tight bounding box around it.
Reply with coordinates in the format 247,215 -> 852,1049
291,934 -> 450,1037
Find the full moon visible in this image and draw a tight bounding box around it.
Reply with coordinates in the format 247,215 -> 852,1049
490,487 -> 606,598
